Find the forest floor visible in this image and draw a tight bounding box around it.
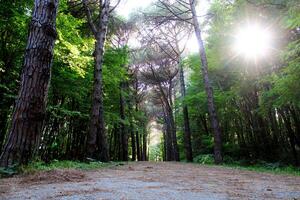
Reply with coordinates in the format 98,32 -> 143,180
1,162 -> 300,200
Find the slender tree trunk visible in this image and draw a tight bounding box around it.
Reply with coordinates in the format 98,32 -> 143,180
136,130 -> 141,161
169,108 -> 180,161
162,125 -> 167,161
162,106 -> 173,161
142,130 -> 147,161
133,78 -> 142,161
0,0 -> 59,167
189,0 -> 222,164
131,124 -> 136,161
201,115 -> 210,135
156,76 -> 178,161
119,82 -> 128,161
112,124 -> 120,160
167,80 -> 180,161
268,109 -> 279,147
179,61 -> 193,162
87,1 -> 110,162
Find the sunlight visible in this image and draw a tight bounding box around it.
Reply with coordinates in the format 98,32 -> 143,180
185,35 -> 199,53
234,24 -> 272,59
116,0 -> 154,19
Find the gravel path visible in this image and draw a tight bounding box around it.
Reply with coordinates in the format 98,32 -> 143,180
1,162 -> 300,200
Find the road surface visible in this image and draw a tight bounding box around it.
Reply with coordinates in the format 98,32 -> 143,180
1,162 -> 300,200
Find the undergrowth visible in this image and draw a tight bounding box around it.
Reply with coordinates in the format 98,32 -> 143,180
193,154 -> 300,176
0,160 -> 125,178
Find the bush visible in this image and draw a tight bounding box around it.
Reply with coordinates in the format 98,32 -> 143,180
0,165 -> 18,178
193,154 -> 214,164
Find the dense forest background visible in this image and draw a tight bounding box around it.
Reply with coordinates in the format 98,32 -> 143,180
0,0 -> 299,168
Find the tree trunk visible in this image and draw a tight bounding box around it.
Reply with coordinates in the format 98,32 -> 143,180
136,130 -> 141,161
0,109 -> 9,153
130,124 -> 136,161
119,82 -> 128,161
0,0 -> 59,167
163,110 -> 174,161
142,130 -> 147,161
169,108 -> 180,161
167,80 -> 180,161
200,115 -> 210,135
189,0 -> 222,164
279,109 -> 299,166
87,0 -> 110,162
179,61 -> 193,162
156,77 -> 179,161
162,125 -> 167,161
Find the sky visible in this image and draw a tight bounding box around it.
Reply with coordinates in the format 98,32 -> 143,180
115,0 -> 211,53
116,0 -> 154,19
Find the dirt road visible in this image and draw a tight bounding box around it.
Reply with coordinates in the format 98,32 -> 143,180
1,162 -> 300,199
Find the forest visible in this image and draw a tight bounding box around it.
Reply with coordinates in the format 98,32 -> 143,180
0,0 -> 299,171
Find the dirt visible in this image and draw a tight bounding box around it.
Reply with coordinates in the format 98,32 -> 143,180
1,162 -> 300,200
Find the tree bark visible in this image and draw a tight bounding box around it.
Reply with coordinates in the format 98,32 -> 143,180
0,0 -> 59,167
189,0 -> 222,164
0,109 -> 9,153
163,108 -> 174,161
134,78 -> 141,161
167,80 -> 180,161
169,108 -> 180,161
157,79 -> 179,161
179,61 -> 193,162
142,129 -> 147,161
136,130 -> 141,161
87,0 -> 110,162
119,82 -> 128,161
130,126 -> 136,161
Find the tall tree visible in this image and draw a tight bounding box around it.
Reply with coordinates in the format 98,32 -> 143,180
82,0 -> 120,161
0,0 -> 59,167
139,48 -> 180,161
154,0 -> 222,163
0,1 -> 31,153
179,61 -> 193,162
188,0 -> 222,163
110,18 -> 135,161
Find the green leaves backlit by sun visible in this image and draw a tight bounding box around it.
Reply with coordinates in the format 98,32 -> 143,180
233,24 -> 272,59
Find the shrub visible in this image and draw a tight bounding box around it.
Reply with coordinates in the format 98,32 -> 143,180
193,154 -> 214,164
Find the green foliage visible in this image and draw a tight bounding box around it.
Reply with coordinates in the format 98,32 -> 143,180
20,160 -> 124,173
180,0 -> 300,165
0,1 -> 32,132
193,154 -> 215,164
1,0 -> 299,168
0,165 -> 18,178
149,144 -> 163,161
193,154 -> 300,176
1,160 -> 126,177
221,162 -> 300,176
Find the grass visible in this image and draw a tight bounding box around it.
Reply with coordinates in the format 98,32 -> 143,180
30,160 -> 300,176
193,154 -> 300,176
0,160 -> 125,177
23,160 -> 125,172
218,163 -> 300,176
2,156 -> 299,178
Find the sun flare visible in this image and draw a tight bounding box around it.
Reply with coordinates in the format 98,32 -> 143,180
234,24 -> 272,59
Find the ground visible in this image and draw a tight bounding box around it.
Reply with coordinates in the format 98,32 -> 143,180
1,162 -> 300,200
